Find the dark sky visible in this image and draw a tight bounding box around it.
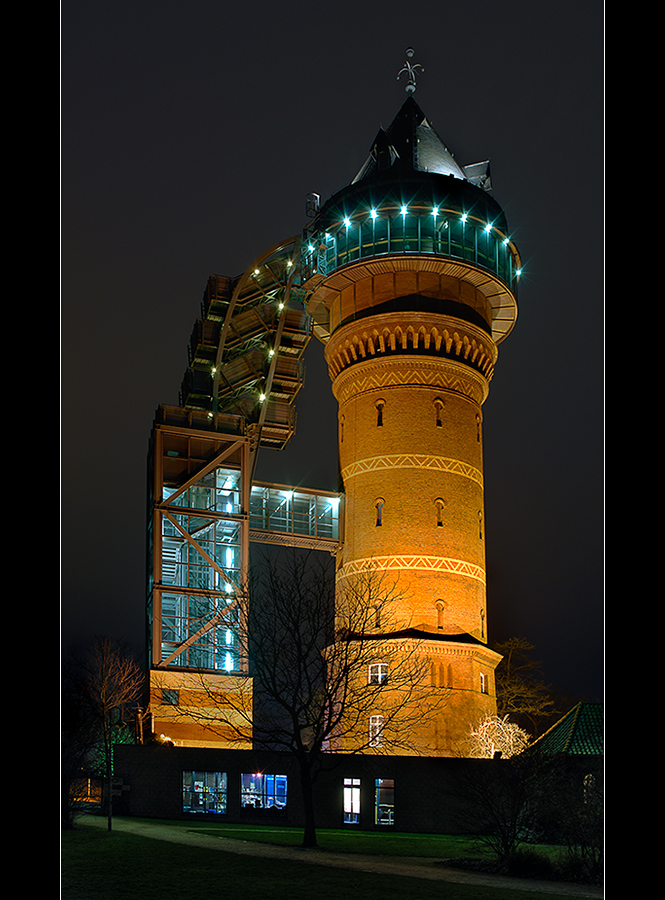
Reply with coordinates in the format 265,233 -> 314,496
61,1 -> 604,704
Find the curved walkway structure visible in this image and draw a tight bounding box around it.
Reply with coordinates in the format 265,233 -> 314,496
79,816 -> 603,898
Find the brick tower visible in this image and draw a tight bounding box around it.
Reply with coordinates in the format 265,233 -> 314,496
301,80 -> 521,755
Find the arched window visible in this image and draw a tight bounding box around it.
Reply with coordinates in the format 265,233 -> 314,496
375,498 -> 385,527
435,498 -> 445,527
375,399 -> 385,427
340,414 -> 345,443
434,397 -> 444,427
478,510 -> 483,540
435,600 -> 445,630
373,602 -> 382,629
369,715 -> 384,748
476,413 -> 482,443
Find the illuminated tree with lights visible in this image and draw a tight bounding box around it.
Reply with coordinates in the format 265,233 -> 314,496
468,714 -> 530,759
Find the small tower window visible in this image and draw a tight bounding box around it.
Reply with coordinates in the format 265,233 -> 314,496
373,603 -> 382,629
375,399 -> 385,427
434,397 -> 444,427
480,672 -> 488,694
435,600 -> 445,630
375,498 -> 385,527
435,498 -> 445,527
340,414 -> 345,443
478,511 -> 483,540
476,413 -> 482,442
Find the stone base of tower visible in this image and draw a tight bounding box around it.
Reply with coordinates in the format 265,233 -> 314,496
412,636 -> 502,757
329,632 -> 502,759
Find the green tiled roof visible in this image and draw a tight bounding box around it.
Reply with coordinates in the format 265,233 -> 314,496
529,702 -> 603,755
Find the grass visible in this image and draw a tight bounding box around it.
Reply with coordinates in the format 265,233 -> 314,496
146,818 -> 490,857
61,820 -> 584,900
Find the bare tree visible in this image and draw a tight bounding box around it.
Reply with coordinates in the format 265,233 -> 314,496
160,549 -> 447,847
493,637 -> 559,736
77,637 -> 143,831
61,654 -> 100,829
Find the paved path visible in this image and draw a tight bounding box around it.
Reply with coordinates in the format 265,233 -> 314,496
80,816 -> 603,898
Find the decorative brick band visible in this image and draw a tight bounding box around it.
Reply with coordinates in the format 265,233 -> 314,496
332,356 -> 489,406
339,555 -> 486,585
341,453 -> 484,488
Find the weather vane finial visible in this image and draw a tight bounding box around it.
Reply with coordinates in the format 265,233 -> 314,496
397,48 -> 424,94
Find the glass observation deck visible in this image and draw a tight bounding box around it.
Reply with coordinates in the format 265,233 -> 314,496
301,199 -> 521,294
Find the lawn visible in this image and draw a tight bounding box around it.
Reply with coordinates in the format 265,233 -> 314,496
61,822 -> 582,900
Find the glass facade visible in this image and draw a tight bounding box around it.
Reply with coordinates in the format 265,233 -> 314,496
343,778 -> 361,824
182,771 -> 228,814
374,778 -> 395,826
250,485 -> 340,541
241,773 -> 287,810
159,463 -> 243,671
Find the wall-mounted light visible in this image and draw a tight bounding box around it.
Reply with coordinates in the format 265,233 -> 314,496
461,213 -> 468,223
400,204 -> 408,217
370,208 -> 378,220
343,216 -> 351,228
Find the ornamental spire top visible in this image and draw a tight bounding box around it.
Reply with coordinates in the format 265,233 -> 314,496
397,48 -> 424,94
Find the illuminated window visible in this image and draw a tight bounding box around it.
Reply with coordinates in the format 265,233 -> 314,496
368,663 -> 388,684
343,778 -> 361,824
480,672 -> 488,694
375,498 -> 385,527
369,715 -> 384,747
241,773 -> 288,810
375,778 -> 395,826
182,771 -> 227,814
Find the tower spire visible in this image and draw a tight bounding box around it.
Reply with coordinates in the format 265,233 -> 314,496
396,47 -> 424,94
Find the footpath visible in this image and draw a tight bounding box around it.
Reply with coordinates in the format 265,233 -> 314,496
79,815 -> 603,899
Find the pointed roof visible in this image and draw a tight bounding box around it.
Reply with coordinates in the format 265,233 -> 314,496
529,702 -> 604,756
352,95 -> 489,187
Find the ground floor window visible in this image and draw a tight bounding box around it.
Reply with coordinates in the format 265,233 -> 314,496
241,773 -> 287,809
374,778 -> 395,825
182,771 -> 227,814
344,777 -> 361,824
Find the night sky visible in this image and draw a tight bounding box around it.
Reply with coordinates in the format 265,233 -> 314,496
61,1 -> 604,704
